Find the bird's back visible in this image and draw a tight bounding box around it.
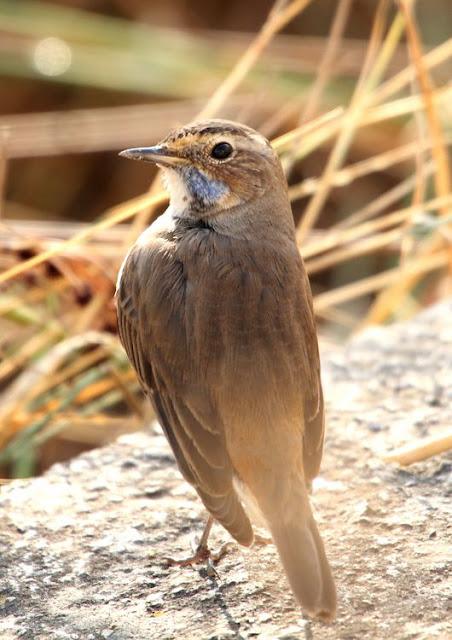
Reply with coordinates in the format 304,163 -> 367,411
118,206 -> 323,488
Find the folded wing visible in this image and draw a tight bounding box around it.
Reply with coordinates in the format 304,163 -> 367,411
116,244 -> 254,546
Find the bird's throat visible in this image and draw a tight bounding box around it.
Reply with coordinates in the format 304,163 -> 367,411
162,166 -> 232,215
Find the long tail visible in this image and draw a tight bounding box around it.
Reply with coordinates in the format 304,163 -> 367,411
265,492 -> 336,621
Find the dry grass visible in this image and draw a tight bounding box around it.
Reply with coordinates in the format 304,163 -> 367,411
0,0 -> 451,477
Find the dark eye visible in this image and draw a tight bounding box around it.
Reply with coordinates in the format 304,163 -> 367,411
210,142 -> 233,160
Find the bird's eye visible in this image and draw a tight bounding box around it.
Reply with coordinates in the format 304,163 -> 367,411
210,142 -> 233,160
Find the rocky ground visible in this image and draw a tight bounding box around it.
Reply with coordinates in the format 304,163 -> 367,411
1,302 -> 451,640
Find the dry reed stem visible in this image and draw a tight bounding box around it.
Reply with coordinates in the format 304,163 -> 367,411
0,278 -> 69,316
399,64 -> 429,263
0,332 -> 120,448
404,5 -> 447,259
0,325 -> 62,383
313,249 -> 448,312
278,84 -> 452,161
398,0 -> 451,212
0,233 -> 128,261
296,0 -> 400,242
0,98 -> 257,159
26,347 -> 108,404
73,290 -> 111,334
298,0 -> 352,125
364,1 -> 452,325
371,37 -> 452,106
35,415 -> 142,447
1,219 -> 130,243
315,305 -> 356,328
108,365 -> 145,418
281,0 -> 352,173
301,194 -> 452,259
363,234 -> 450,326
305,228 -> 401,274
259,96 -> 305,139
336,162 -> 435,229
274,31 -> 452,159
198,0 -> 315,120
288,139 -> 448,202
0,154 -> 7,218
123,173 -> 164,250
273,106 -> 344,149
383,430 -> 452,465
0,191 -> 167,285
75,371 -> 136,404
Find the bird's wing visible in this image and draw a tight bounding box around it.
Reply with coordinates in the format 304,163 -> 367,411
297,263 -> 325,484
116,243 -> 253,545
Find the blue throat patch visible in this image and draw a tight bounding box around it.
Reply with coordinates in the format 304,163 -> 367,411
184,166 -> 228,209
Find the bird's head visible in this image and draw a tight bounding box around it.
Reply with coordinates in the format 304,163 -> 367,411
119,119 -> 285,217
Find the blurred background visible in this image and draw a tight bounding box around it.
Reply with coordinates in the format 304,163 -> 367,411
0,0 -> 451,477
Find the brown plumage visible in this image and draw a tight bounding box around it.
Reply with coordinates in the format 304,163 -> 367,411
116,119 -> 336,620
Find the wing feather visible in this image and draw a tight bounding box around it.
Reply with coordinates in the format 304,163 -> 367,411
116,244 -> 253,546
296,262 -> 325,484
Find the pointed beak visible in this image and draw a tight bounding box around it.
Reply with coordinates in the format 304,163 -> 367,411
119,145 -> 183,167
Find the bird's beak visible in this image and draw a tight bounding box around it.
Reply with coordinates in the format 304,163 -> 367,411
119,145 -> 183,167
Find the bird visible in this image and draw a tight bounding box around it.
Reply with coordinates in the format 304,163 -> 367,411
116,119 -> 336,621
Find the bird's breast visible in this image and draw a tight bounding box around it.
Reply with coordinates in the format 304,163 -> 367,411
129,223 -> 307,459
135,222 -> 307,386
170,229 -> 306,382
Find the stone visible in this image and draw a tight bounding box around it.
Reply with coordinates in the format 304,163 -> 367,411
1,302 -> 451,639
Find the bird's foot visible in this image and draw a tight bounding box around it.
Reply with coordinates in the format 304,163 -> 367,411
253,532 -> 273,547
162,539 -> 234,576
162,542 -> 210,568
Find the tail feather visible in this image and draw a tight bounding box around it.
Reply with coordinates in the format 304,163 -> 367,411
267,499 -> 336,621
306,510 -> 337,618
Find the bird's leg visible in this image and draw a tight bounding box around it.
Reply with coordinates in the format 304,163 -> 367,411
253,532 -> 273,547
163,515 -> 234,570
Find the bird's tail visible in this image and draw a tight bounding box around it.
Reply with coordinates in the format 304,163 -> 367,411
263,490 -> 336,621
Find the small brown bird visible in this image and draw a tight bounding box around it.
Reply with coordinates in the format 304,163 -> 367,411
116,119 -> 336,620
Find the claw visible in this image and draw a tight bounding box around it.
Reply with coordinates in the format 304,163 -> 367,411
253,532 -> 273,547
162,539 -> 234,569
162,542 -> 210,567
160,515 -> 236,571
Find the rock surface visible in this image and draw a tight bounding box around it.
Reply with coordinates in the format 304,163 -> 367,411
1,302 -> 451,640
